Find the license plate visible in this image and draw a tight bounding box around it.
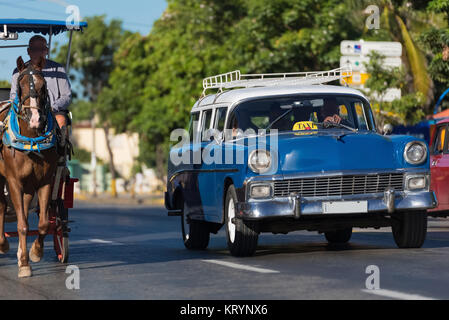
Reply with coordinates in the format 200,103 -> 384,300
322,201 -> 368,214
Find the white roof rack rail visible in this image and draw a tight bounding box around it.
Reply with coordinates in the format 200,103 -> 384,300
202,66 -> 352,96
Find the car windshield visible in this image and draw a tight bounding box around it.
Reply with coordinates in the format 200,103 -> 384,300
227,95 -> 373,138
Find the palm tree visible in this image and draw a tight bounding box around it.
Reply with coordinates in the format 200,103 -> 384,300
345,0 -> 434,110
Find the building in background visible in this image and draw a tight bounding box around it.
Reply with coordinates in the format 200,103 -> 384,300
70,121 -> 163,194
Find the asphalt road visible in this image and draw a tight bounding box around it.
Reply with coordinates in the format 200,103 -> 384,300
1,201 -> 449,300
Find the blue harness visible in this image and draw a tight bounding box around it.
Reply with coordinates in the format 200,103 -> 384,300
2,97 -> 56,152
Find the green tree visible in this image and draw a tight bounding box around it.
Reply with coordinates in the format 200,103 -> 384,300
0,80 -> 10,88
419,0 -> 449,112
106,0 -> 362,179
429,0 -> 449,22
363,52 -> 425,126
346,0 -> 434,110
102,0 -> 444,178
56,15 -> 130,197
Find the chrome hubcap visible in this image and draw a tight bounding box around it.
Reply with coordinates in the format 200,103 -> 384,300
228,198 -> 236,243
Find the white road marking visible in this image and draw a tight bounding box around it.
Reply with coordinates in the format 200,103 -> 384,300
88,239 -> 116,244
70,239 -> 123,246
202,259 -> 280,274
362,289 -> 436,300
108,232 -> 180,242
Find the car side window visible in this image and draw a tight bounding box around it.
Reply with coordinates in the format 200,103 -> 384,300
354,102 -> 368,130
188,112 -> 200,143
214,107 -> 227,132
201,109 -> 213,142
434,125 -> 448,154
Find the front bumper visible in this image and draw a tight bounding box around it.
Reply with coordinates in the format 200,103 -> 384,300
236,190 -> 438,220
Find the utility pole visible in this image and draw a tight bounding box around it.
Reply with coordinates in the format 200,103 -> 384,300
91,115 -> 97,197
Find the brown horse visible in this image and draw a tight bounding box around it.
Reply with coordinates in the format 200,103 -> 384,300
0,56 -> 58,278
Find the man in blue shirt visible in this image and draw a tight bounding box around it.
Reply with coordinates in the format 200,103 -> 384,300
10,35 -> 71,140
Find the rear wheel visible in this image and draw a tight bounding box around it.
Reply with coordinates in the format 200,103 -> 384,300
324,228 -> 352,244
392,211 -> 427,248
53,200 -> 69,263
54,230 -> 69,263
225,185 -> 259,257
179,197 -> 210,250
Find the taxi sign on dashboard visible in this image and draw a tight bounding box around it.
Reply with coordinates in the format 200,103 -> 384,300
293,121 -> 318,131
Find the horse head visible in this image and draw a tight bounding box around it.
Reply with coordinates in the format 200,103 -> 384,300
16,56 -> 49,132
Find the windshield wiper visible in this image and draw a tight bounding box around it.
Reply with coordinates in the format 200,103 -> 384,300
313,121 -> 358,133
265,108 -> 293,131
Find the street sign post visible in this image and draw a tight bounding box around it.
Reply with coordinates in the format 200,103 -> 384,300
340,40 -> 403,101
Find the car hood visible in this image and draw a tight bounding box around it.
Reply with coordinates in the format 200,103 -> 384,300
267,131 -> 416,175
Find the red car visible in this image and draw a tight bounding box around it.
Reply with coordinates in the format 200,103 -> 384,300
429,118 -> 449,217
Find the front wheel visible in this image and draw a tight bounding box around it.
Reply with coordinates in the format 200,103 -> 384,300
392,211 -> 427,248
179,197 -> 210,250
225,185 -> 259,257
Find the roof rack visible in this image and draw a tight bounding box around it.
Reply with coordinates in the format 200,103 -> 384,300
202,66 -> 352,96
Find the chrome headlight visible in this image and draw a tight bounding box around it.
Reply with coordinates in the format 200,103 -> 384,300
404,141 -> 427,165
248,150 -> 272,174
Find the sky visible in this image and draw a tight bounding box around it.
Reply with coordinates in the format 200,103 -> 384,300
0,0 -> 167,82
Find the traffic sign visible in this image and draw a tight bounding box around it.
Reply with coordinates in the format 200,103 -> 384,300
340,40 -> 403,102
340,71 -> 370,86
340,56 -> 402,72
341,40 -> 402,57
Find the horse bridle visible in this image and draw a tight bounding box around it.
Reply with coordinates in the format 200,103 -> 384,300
16,64 -> 50,124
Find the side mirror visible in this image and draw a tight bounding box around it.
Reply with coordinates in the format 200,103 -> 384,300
383,124 -> 393,136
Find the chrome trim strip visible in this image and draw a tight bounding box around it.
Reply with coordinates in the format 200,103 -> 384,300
236,191 -> 436,220
246,168 -> 428,184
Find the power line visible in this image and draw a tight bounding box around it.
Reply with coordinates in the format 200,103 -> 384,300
0,1 -> 155,30
0,1 -> 64,17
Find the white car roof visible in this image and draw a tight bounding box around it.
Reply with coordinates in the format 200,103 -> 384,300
191,85 -> 369,112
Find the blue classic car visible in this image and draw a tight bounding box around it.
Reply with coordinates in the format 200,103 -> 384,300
165,69 -> 437,256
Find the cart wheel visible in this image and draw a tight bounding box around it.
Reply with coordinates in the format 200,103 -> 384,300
54,230 -> 69,263
53,200 -> 69,263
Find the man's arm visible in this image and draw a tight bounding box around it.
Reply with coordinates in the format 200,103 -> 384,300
52,65 -> 72,112
9,69 -> 19,101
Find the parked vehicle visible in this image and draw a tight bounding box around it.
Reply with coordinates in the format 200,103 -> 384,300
429,118 -> 449,217
165,68 -> 437,256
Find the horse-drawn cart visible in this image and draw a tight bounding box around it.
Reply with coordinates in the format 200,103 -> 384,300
0,19 -> 87,265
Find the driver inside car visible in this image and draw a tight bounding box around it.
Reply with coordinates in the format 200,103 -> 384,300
320,98 -> 343,124
319,97 -> 354,128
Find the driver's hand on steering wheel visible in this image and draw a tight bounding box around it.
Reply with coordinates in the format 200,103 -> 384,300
324,115 -> 342,124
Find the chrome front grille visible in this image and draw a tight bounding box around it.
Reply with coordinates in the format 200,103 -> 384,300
273,173 -> 405,198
